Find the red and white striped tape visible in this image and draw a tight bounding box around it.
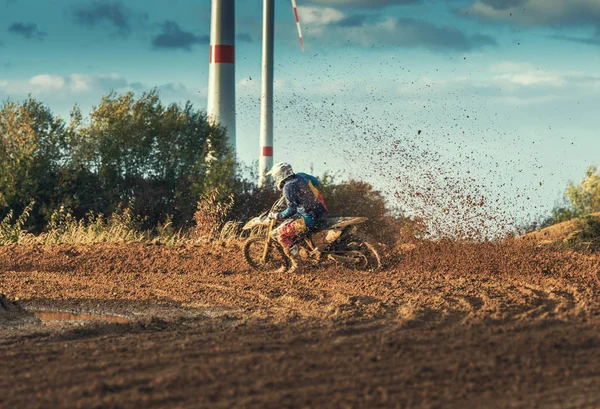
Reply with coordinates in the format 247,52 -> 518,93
291,0 -> 304,52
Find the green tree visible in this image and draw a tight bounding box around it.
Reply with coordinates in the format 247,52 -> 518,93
1,91 -> 234,231
544,165 -> 600,227
0,97 -> 68,227
565,165 -> 600,216
67,89 -> 234,227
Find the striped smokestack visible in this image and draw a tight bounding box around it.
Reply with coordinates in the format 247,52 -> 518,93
258,0 -> 275,188
258,0 -> 305,187
207,0 -> 236,152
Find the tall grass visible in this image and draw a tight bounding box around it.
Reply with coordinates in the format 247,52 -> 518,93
0,193 -> 247,246
0,200 -> 36,245
153,215 -> 188,246
194,189 -> 235,240
39,204 -> 148,244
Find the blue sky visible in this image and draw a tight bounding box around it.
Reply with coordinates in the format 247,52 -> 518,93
1,0 -> 599,234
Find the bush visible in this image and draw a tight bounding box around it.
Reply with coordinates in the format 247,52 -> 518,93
0,90 -> 418,248
319,176 -> 421,246
563,215 -> 600,251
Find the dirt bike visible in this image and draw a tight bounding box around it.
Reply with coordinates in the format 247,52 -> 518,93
242,196 -> 381,272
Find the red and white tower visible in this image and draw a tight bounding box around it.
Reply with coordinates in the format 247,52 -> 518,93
207,0 -> 236,152
258,0 -> 275,187
258,0 -> 305,187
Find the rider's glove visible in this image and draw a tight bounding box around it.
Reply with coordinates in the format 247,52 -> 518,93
268,211 -> 279,220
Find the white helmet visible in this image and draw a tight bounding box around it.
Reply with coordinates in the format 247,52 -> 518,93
267,162 -> 295,190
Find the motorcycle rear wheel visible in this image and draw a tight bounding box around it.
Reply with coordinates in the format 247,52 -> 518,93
344,240 -> 382,271
243,238 -> 289,273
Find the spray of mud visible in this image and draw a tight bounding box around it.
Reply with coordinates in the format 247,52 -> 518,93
238,55 -> 557,240
276,95 -> 539,239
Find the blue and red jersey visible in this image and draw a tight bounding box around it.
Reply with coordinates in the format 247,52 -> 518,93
277,173 -> 328,227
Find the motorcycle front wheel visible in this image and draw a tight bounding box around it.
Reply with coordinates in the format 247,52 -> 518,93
243,238 -> 290,273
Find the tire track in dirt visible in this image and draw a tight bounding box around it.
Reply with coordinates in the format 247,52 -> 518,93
2,242 -> 599,327
2,242 -> 600,408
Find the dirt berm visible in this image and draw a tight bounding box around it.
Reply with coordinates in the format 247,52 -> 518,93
521,212 -> 600,245
1,241 -> 600,408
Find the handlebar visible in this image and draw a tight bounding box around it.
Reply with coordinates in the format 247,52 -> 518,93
270,196 -> 287,213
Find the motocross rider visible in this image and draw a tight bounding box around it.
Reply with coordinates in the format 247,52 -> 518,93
267,162 -> 328,273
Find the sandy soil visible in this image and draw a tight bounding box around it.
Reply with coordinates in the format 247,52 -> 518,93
1,241 -> 600,408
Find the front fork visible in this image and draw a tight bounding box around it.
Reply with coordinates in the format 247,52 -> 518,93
262,219 -> 276,263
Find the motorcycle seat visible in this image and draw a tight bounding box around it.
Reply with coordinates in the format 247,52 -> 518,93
317,217 -> 368,231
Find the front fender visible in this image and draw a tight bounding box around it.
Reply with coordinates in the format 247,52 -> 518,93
242,216 -> 270,230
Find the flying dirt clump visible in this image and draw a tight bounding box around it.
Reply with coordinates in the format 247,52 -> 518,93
0,294 -> 38,328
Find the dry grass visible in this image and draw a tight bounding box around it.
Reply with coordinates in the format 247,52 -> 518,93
38,204 -> 147,245
0,200 -> 36,245
194,189 -> 235,240
0,195 -> 248,247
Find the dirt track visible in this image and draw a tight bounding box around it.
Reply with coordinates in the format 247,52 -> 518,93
1,241 -> 600,408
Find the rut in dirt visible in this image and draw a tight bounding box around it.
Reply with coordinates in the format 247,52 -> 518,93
1,240 -> 599,325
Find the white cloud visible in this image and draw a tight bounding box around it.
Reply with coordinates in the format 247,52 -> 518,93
0,73 -> 130,97
295,6 -> 496,51
28,74 -> 66,90
298,6 -> 345,25
236,77 -> 288,99
464,0 -> 600,46
494,72 -> 564,87
69,74 -> 128,93
0,73 -> 207,120
307,0 -> 418,9
274,79 -> 287,91
394,61 -> 600,105
0,73 -> 203,100
490,62 -> 534,73
489,61 -> 600,90
466,0 -> 600,27
237,77 -> 259,98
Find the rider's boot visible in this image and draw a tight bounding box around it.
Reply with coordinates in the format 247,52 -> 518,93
288,255 -> 302,273
276,245 -> 291,273
280,245 -> 303,273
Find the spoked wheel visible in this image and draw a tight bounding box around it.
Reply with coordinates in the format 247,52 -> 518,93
344,240 -> 382,271
243,237 -> 289,273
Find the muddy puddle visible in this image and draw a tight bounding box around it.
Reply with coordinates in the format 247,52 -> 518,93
33,311 -> 130,325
